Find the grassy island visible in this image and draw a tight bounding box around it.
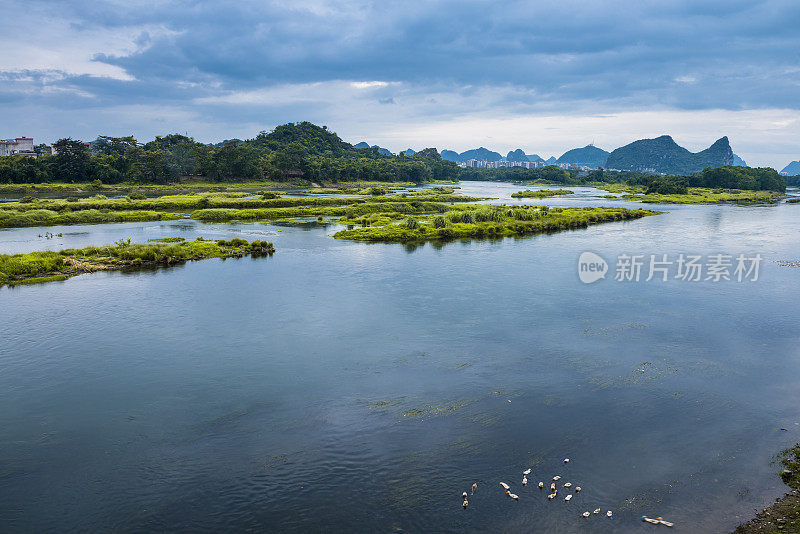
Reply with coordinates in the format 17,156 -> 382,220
0,189 -> 485,228
511,189 -> 574,198
0,208 -> 182,228
333,205 -> 657,243
0,237 -> 274,287
598,185 -> 786,204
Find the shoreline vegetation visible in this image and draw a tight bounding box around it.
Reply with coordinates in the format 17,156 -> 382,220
734,443 -> 800,533
0,237 -> 274,287
333,205 -> 657,243
511,189 -> 574,198
0,179 -> 455,196
0,189 -> 487,228
599,184 -> 787,204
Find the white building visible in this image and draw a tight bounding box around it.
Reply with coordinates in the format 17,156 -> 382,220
0,137 -> 36,157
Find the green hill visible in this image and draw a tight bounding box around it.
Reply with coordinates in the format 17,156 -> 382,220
606,135 -> 734,174
557,144 -> 609,166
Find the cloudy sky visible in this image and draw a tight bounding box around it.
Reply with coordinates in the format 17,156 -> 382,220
2,0 -> 799,168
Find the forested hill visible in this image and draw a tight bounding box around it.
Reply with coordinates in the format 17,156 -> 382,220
606,135 -> 734,174
0,122 -> 460,185
557,145 -> 609,166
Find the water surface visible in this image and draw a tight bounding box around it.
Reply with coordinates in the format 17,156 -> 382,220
2,182 -> 799,532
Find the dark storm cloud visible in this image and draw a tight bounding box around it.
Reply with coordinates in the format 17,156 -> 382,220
4,0 -> 796,110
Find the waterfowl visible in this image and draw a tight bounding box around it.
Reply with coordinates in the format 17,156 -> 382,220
642,516 -> 659,524
575,486 -> 581,493
462,492 -> 468,500
565,494 -> 572,501
463,499 -> 468,509
507,492 -> 519,500
563,482 -> 572,488
523,468 -> 532,475
656,517 -> 674,527
548,492 -> 557,500
499,482 -> 510,491
538,481 -> 544,489
564,458 -> 570,463
522,476 -> 528,486
550,482 -> 556,491
553,476 -> 561,481
607,511 -> 613,518
594,508 -> 601,514
471,482 -> 477,494
582,511 -> 590,517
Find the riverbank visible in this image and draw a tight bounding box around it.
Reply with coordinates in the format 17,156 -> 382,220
734,444 -> 800,533
0,237 -> 274,287
599,185 -> 786,204
0,179 -> 459,197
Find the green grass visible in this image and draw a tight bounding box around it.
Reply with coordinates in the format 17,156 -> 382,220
0,209 -> 182,228
511,189 -> 574,198
598,185 -> 786,204
0,180 -> 309,195
0,237 -> 275,287
191,200 -> 453,222
1,191 -> 483,220
303,185 -> 409,195
333,205 -> 657,242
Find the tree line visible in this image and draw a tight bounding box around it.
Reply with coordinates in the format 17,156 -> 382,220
0,122 -> 460,185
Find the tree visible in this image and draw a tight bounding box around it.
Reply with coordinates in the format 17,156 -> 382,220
93,136 -> 138,155
53,138 -> 92,182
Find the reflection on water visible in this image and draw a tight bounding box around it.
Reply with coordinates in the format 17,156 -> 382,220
1,181 -> 800,532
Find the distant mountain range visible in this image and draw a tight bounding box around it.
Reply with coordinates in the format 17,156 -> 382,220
605,135 -> 734,174
557,144 -> 609,167
354,141 -> 392,156
441,147 -> 503,162
362,136 -> 762,174
782,160 -> 800,176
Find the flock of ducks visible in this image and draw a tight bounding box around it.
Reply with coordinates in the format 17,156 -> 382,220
460,458 -> 674,527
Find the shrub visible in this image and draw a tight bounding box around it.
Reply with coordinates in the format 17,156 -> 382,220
432,215 -> 447,228
127,192 -> 147,200
19,196 -> 36,203
404,217 -> 419,229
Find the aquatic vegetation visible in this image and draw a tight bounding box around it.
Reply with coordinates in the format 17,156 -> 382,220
0,237 -> 274,287
148,237 -> 186,243
192,200 -> 453,222
0,208 -> 182,228
598,185 -> 786,204
511,189 -> 574,198
303,184 -> 410,195
334,205 -> 657,243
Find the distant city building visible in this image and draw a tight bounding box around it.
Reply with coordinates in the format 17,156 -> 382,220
458,158 -> 597,171
0,137 -> 36,157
